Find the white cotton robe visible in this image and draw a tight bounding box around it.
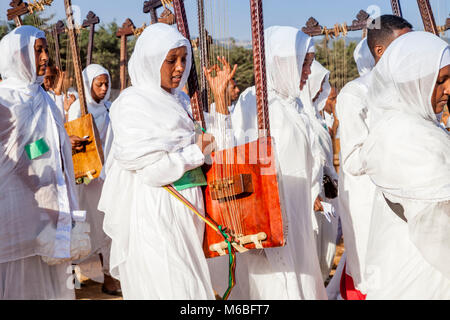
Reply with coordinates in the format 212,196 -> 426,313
68,64 -> 113,279
98,23 -> 215,300
334,37 -> 377,295
354,32 -> 450,299
299,60 -> 339,282
227,26 -> 327,300
0,26 -> 78,300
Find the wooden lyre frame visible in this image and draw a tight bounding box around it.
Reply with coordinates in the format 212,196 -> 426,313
63,0 -> 104,181
170,0 -> 285,258
7,0 -> 53,27
82,11 -> 100,66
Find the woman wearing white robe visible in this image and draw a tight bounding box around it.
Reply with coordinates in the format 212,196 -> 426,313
334,37 -> 377,298
68,64 -> 115,289
98,23 -> 215,300
353,31 -> 450,299
0,26 -> 78,299
230,26 -> 327,300
300,60 -> 340,282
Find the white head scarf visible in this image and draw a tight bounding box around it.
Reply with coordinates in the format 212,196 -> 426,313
305,60 -> 331,117
359,31 -> 450,201
354,38 -> 375,77
0,25 -> 45,93
82,64 -> 111,105
68,64 -> 112,141
265,26 -> 313,101
108,23 -> 194,171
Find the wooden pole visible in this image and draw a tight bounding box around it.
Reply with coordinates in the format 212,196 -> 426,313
390,0 -> 403,17
116,19 -> 135,92
417,0 -> 439,35
52,20 -> 65,71
82,11 -> 100,66
64,0 -> 88,116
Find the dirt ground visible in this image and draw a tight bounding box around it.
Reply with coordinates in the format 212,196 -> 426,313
75,242 -> 345,300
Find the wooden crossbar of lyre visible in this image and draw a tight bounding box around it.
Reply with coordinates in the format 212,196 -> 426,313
82,11 -> 100,66
302,10 -> 370,39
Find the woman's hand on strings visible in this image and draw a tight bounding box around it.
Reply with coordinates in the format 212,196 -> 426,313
203,56 -> 237,115
196,132 -> 216,156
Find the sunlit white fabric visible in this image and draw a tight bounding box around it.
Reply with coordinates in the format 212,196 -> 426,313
98,23 -> 214,299
353,38 -> 375,77
356,31 -> 450,299
0,26 -> 77,299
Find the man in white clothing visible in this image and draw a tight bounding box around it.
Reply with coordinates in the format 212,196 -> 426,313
335,14 -> 412,299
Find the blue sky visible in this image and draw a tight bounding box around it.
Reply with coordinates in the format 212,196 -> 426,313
1,0 -> 448,39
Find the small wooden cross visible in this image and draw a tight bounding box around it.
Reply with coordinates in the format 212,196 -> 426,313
116,18 -> 135,92
82,11 -> 100,66
143,0 -> 162,24
7,0 -> 29,27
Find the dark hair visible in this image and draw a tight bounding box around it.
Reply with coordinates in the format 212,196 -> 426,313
367,15 -> 413,57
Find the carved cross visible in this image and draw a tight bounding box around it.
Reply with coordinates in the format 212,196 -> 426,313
301,17 -> 323,37
116,18 -> 135,92
7,0 -> 29,27
82,11 -> 100,66
143,0 -> 162,24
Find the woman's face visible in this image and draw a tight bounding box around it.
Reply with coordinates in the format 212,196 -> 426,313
160,46 -> 188,93
431,65 -> 450,114
300,53 -> 314,91
34,38 -> 49,76
91,74 -> 109,103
